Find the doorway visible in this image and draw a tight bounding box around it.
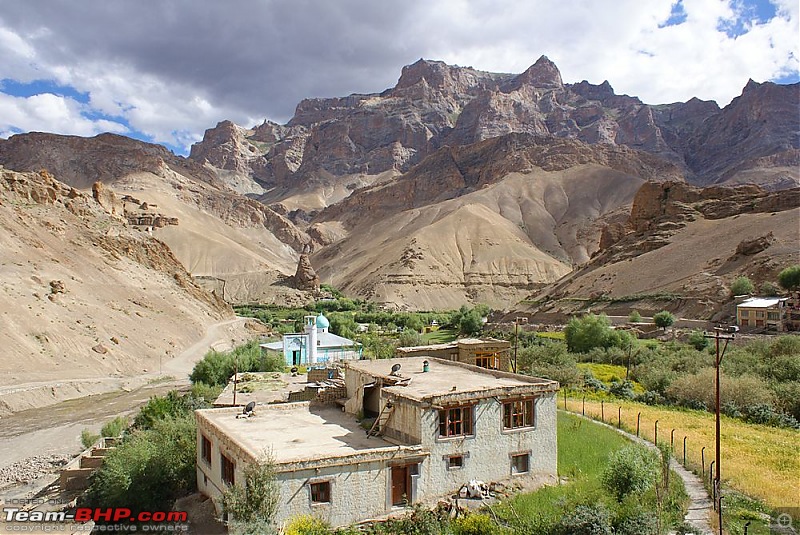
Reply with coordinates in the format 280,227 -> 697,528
292,350 -> 301,366
391,465 -> 410,506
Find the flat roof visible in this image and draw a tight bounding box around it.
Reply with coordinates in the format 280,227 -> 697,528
197,403 -> 417,467
345,357 -> 557,403
738,297 -> 787,308
260,331 -> 359,351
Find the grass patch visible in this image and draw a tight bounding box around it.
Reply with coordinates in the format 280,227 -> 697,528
565,398 -> 800,511
495,412 -> 687,532
536,331 -> 565,341
421,327 -> 457,344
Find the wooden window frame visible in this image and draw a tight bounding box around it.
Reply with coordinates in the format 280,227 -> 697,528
447,455 -> 464,469
310,480 -> 331,504
503,398 -> 535,430
220,452 -> 235,486
438,405 -> 474,438
201,435 -> 212,466
511,452 -> 530,475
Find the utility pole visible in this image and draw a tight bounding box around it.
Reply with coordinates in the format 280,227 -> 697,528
512,316 -> 527,374
704,325 -> 736,535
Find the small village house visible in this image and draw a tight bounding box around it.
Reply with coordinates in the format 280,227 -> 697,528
195,357 -> 558,528
395,338 -> 512,371
736,297 -> 789,331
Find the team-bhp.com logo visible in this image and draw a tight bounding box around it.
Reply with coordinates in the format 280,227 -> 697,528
4,507 -> 188,531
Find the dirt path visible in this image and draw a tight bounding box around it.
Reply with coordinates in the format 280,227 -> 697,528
565,411 -> 713,535
0,317 -> 248,483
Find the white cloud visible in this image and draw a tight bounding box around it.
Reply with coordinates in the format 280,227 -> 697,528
0,92 -> 128,138
0,0 -> 796,151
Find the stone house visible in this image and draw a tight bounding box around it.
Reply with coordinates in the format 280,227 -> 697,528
736,297 -> 789,330
395,338 -> 512,371
195,356 -> 558,528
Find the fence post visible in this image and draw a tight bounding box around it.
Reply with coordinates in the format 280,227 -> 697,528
618,407 -> 622,429
670,428 -> 675,448
636,412 -> 641,437
600,400 -> 604,422
563,389 -> 567,410
683,436 -> 687,465
654,420 -> 659,445
582,396 -> 585,416
702,446 -> 706,477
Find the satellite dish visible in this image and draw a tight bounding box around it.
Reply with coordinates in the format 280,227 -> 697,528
390,363 -> 401,375
244,401 -> 256,414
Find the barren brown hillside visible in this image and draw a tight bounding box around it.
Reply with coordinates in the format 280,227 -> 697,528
0,168 -> 232,389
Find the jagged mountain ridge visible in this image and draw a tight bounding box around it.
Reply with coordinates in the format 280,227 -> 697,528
190,56 -> 799,196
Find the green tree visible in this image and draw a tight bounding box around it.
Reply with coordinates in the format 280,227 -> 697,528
760,281 -> 781,297
687,330 -> 709,351
778,265 -> 800,291
398,329 -> 423,347
653,311 -> 675,331
730,276 -> 754,296
564,314 -> 616,353
222,454 -> 280,535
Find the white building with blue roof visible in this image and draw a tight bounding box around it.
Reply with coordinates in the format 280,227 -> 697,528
260,314 -> 362,366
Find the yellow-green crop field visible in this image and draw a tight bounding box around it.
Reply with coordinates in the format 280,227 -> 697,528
564,397 -> 799,509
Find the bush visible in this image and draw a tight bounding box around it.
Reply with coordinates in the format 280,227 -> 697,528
557,504 -> 613,535
613,509 -> 659,535
453,513 -> 500,535
602,446 -> 659,501
730,276 -> 754,296
398,329 -> 423,347
759,281 -> 781,296
101,416 -> 128,438
190,340 -> 283,387
665,369 -> 775,415
82,415 -> 197,515
687,331 -> 708,351
81,429 -> 100,449
778,265 -> 800,290
564,314 -> 618,353
284,515 -> 330,535
609,379 -> 636,399
653,311 -> 675,330
741,404 -> 799,429
628,310 -> 642,323
223,454 -> 280,535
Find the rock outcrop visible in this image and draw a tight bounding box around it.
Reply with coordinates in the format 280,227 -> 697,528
292,254 -> 320,292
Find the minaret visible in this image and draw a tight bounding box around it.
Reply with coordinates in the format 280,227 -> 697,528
305,315 -> 318,364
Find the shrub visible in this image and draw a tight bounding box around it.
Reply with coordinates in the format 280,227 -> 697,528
190,340 -> 282,387
453,513 -> 500,535
778,265 -> 800,290
759,281 -> 781,296
653,311 -> 675,330
81,429 -> 100,449
613,509 -> 659,535
687,331 -> 709,351
557,504 -> 613,535
82,415 -> 197,515
564,314 -> 617,353
398,329 -> 423,347
609,379 -> 636,399
741,404 -> 800,429
100,416 -> 128,438
665,369 -> 775,415
730,276 -> 754,296
223,454 -> 280,535
628,310 -> 642,323
284,515 -> 329,535
602,446 -> 659,501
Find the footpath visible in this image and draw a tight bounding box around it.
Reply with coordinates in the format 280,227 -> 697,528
566,411 -> 714,535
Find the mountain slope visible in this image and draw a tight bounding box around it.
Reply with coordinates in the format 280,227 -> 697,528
0,168 -> 232,387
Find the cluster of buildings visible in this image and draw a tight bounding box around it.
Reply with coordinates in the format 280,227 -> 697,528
735,292 -> 800,331
196,314 -> 557,528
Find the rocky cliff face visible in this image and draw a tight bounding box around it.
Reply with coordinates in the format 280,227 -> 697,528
189,57 -> 799,192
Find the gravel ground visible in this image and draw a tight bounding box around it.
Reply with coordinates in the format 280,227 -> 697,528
0,454 -> 72,485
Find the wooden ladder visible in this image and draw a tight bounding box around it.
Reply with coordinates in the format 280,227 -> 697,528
367,402 -> 395,437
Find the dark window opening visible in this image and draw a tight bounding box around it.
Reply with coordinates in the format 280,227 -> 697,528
310,481 -> 331,504
511,453 -> 530,474
447,455 -> 464,469
221,453 -> 235,486
201,435 -> 212,465
438,405 -> 473,437
503,398 -> 535,429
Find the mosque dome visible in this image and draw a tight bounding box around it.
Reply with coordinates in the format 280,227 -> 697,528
316,314 -> 330,329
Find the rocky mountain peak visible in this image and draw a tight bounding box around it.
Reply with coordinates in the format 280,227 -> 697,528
395,59 -> 454,90
509,55 -> 563,90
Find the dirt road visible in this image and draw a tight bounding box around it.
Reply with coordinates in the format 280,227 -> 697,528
0,317 -> 248,477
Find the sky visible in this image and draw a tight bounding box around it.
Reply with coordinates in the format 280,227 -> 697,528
0,0 -> 797,155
